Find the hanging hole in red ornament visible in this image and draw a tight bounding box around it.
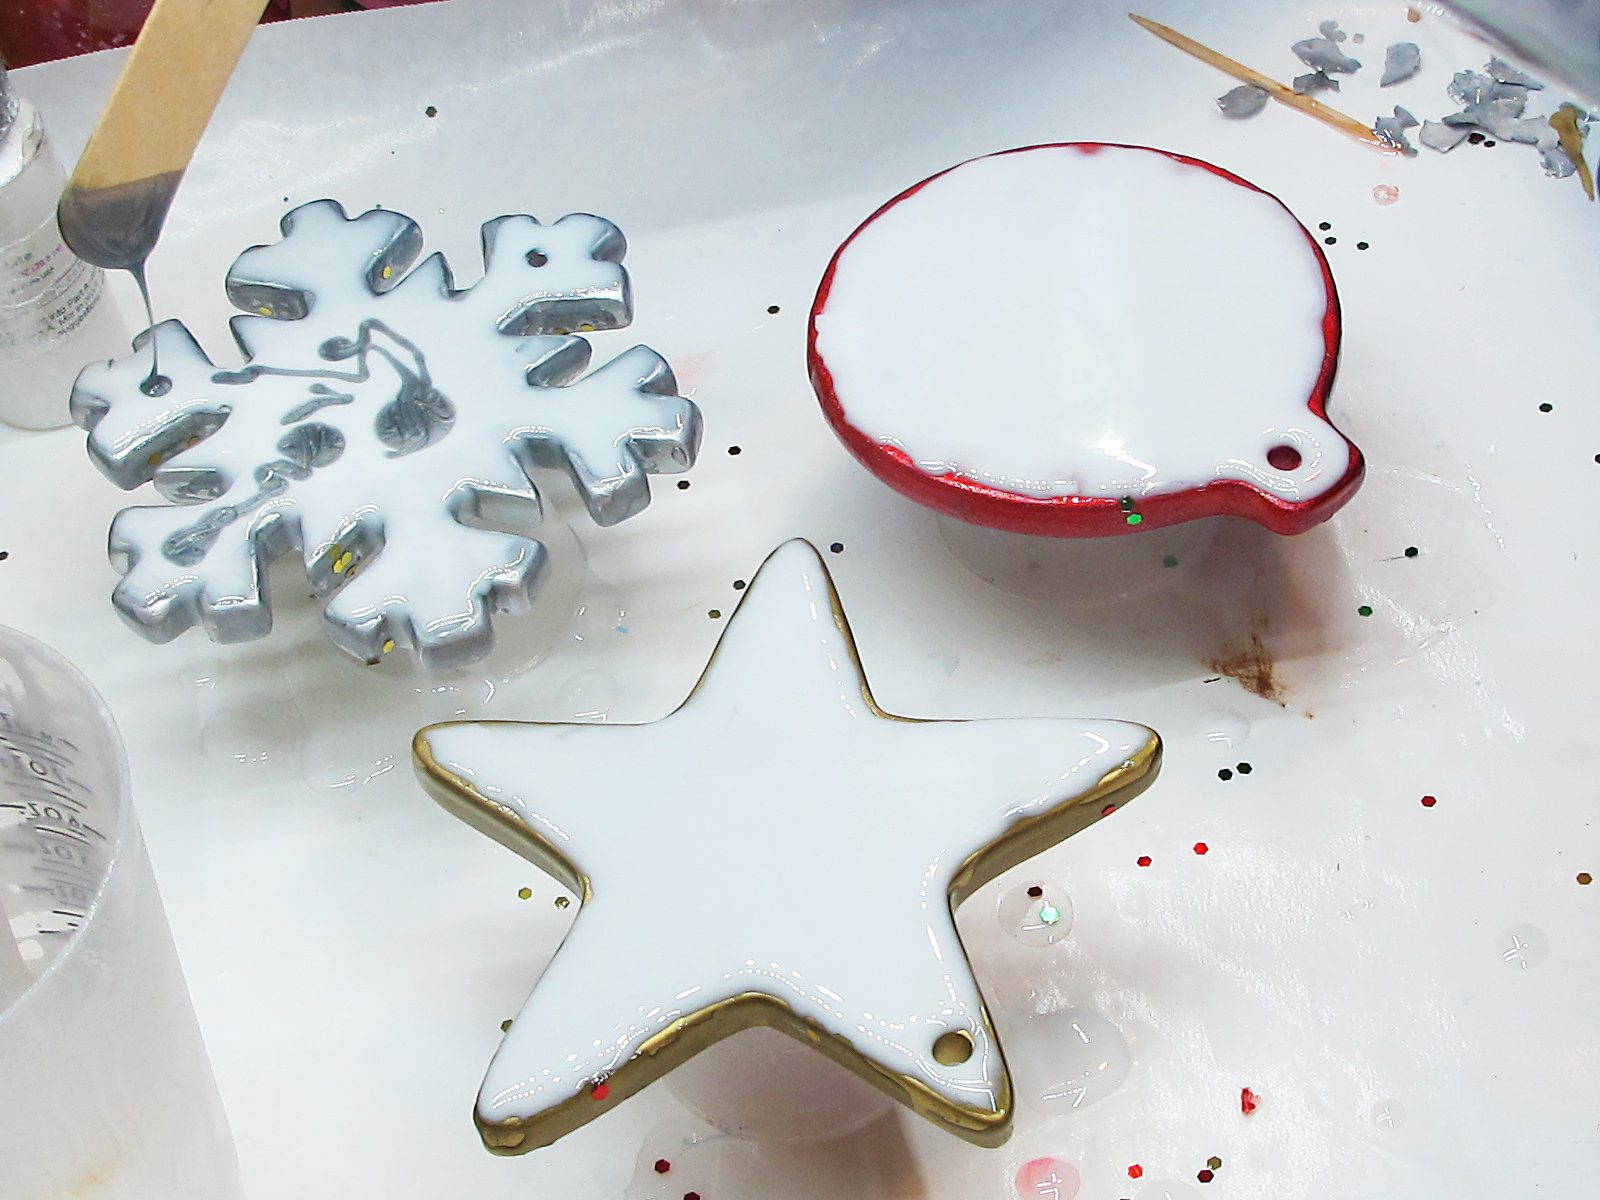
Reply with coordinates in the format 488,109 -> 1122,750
1267,444 -> 1302,471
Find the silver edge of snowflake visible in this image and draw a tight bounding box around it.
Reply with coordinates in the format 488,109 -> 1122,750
69,200 -> 703,673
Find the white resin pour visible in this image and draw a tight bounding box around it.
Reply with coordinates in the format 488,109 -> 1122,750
418,540 -> 1156,1132
813,144 -> 1349,502
71,201 -> 701,672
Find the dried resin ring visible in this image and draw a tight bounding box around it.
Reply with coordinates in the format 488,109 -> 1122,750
808,143 -> 1362,537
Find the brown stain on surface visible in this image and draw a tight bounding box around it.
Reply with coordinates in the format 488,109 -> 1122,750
65,1144 -> 126,1197
1208,624 -> 1287,705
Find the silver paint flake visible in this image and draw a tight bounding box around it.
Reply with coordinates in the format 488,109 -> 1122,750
1381,42 -> 1422,87
1217,84 -> 1270,118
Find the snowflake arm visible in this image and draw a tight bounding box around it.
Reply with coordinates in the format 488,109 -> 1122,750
505,344 -> 702,527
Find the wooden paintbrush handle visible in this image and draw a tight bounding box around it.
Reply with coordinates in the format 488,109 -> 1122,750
70,0 -> 269,192
58,0 -> 268,270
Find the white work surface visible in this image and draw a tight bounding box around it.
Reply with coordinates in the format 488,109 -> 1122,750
4,1 -> 1597,1196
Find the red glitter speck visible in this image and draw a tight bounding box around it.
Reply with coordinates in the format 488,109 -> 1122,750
1421,794 -> 1437,808
1241,1086 -> 1259,1114
1102,803 -> 1117,816
654,1159 -> 671,1174
1128,1164 -> 1143,1179
591,1082 -> 610,1101
1137,855 -> 1152,868
1198,1169 -> 1215,1183
1193,842 -> 1209,855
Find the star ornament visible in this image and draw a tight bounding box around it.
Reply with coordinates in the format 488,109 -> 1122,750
412,540 -> 1161,1153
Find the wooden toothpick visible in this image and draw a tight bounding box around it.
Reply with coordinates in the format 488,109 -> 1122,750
1129,14 -> 1398,154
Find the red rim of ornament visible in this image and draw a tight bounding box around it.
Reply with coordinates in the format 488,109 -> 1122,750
806,142 -> 1364,538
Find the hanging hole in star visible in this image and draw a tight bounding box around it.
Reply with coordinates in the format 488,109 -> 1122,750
526,249 -> 548,268
1267,444 -> 1302,471
932,1029 -> 974,1065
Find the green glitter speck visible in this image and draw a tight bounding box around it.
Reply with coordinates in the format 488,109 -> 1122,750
1126,513 -> 1144,526
1038,903 -> 1061,926
1358,604 -> 1374,617
1163,555 -> 1178,568
1207,1156 -> 1223,1170
1404,546 -> 1419,558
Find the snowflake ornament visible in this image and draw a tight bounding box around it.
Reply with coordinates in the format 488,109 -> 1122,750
71,201 -> 702,672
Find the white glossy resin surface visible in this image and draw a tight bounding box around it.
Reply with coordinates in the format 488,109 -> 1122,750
420,541 -> 1155,1126
814,144 -> 1349,502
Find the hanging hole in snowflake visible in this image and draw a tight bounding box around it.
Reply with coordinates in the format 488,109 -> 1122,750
932,1030 -> 974,1065
140,374 -> 173,398
1266,444 -> 1302,471
526,250 -> 549,268
998,879 -> 1073,946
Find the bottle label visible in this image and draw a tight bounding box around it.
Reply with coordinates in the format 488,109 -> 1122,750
0,214 -> 106,361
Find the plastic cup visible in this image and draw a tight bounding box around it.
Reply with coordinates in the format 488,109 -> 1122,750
0,624 -> 239,1199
